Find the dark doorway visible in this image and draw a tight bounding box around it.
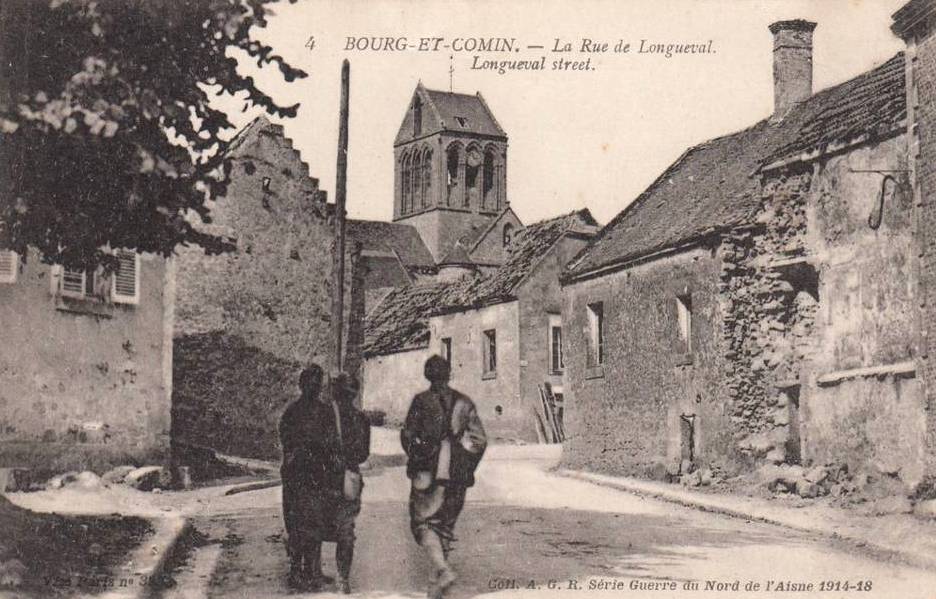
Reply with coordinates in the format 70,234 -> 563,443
679,414 -> 696,465
782,386 -> 802,464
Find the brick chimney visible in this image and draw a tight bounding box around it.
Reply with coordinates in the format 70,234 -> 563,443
769,19 -> 817,119
892,0 -> 936,485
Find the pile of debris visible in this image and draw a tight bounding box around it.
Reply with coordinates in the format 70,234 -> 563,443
758,462 -> 847,499
1,465 -> 180,494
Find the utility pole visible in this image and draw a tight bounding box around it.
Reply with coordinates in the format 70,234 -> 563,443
332,59 -> 350,374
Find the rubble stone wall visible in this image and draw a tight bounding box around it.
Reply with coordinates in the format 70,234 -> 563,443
562,245 -> 738,478
736,135 -> 926,490
173,121 -> 364,460
909,14 -> 936,489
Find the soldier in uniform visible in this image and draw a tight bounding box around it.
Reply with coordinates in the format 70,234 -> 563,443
279,366 -> 370,593
401,355 -> 487,598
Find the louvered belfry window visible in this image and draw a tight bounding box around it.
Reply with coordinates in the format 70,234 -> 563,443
0,251 -> 17,283
111,249 -> 140,304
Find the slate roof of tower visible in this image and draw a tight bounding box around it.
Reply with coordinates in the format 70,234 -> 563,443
565,52 -> 906,280
395,84 -> 507,145
423,88 -> 506,137
364,209 -> 598,356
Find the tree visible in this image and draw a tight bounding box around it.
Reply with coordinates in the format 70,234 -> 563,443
0,0 -> 306,269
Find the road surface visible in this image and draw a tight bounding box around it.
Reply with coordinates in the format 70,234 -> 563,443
158,445 -> 936,599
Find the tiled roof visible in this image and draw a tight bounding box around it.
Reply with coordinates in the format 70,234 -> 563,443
346,219 -> 435,267
566,53 -> 906,279
363,280 -> 457,356
442,209 -> 597,310
363,210 -> 597,356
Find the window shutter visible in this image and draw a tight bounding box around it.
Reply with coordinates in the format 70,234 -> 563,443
0,251 -> 17,283
62,268 -> 86,295
111,250 -> 140,304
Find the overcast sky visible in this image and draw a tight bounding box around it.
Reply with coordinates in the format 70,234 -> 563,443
221,0 -> 909,226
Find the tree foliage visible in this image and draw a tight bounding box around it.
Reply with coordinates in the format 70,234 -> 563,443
0,0 -> 306,269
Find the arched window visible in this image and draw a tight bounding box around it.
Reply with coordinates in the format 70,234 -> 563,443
413,97 -> 422,136
421,148 -> 433,208
465,145 -> 481,208
401,152 -> 412,214
503,223 -> 514,247
413,151 -> 423,210
446,143 -> 461,205
483,148 -> 497,210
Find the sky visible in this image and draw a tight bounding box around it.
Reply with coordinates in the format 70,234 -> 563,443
220,0 -> 909,227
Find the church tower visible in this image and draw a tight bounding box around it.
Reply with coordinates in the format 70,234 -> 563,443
393,83 -> 508,262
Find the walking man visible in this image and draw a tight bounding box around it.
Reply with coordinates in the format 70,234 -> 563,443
402,355 -> 487,598
279,366 -> 370,593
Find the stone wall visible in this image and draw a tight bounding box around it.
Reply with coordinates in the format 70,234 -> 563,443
901,2 -> 936,490
430,301 -> 523,440
173,119 -> 364,460
562,245 -> 736,478
0,249 -> 171,473
516,236 -> 591,442
734,135 -> 927,490
361,347 -> 430,425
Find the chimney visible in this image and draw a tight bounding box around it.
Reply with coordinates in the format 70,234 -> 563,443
769,19 -> 817,119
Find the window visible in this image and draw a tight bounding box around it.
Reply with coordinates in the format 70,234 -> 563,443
446,144 -> 461,204
53,249 -> 140,305
261,176 -> 271,191
676,294 -> 692,354
0,251 -> 17,283
502,224 -> 514,247
482,329 -> 497,377
550,325 -> 564,374
441,337 -> 452,365
413,98 -> 423,136
587,302 -> 604,367
111,250 -> 140,304
483,149 -> 496,209
454,116 -> 469,128
59,266 -> 102,300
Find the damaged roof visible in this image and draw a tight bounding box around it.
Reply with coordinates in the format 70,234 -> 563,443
566,52 -> 906,280
364,210 -> 597,356
346,219 -> 435,267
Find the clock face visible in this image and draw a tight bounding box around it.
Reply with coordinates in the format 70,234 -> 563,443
467,149 -> 482,168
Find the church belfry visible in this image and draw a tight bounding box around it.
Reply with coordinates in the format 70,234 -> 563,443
393,82 -> 508,262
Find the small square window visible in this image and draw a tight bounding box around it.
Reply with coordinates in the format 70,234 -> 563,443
482,329 -> 496,377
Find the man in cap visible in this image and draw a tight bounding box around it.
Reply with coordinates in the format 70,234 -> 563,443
401,355 -> 487,598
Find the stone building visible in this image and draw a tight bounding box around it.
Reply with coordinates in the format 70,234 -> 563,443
562,17 -> 934,493
172,116 -> 363,460
358,84 -> 599,440
893,0 -> 936,496
364,210 -> 597,440
0,244 -> 174,473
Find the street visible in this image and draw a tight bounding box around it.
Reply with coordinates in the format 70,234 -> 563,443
157,443 -> 936,599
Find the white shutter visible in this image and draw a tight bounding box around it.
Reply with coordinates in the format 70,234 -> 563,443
61,267 -> 86,296
0,251 -> 17,283
111,250 -> 139,304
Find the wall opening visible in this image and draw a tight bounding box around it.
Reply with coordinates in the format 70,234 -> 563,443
679,413 -> 696,467
782,385 -> 802,465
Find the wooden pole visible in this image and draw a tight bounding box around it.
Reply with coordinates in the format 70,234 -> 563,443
332,60 -> 350,374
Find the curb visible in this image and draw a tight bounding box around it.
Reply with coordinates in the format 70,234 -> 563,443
99,515 -> 190,599
557,469 -> 936,573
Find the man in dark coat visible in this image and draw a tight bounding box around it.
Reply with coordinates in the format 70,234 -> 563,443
402,355 -> 487,599
279,366 -> 370,593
